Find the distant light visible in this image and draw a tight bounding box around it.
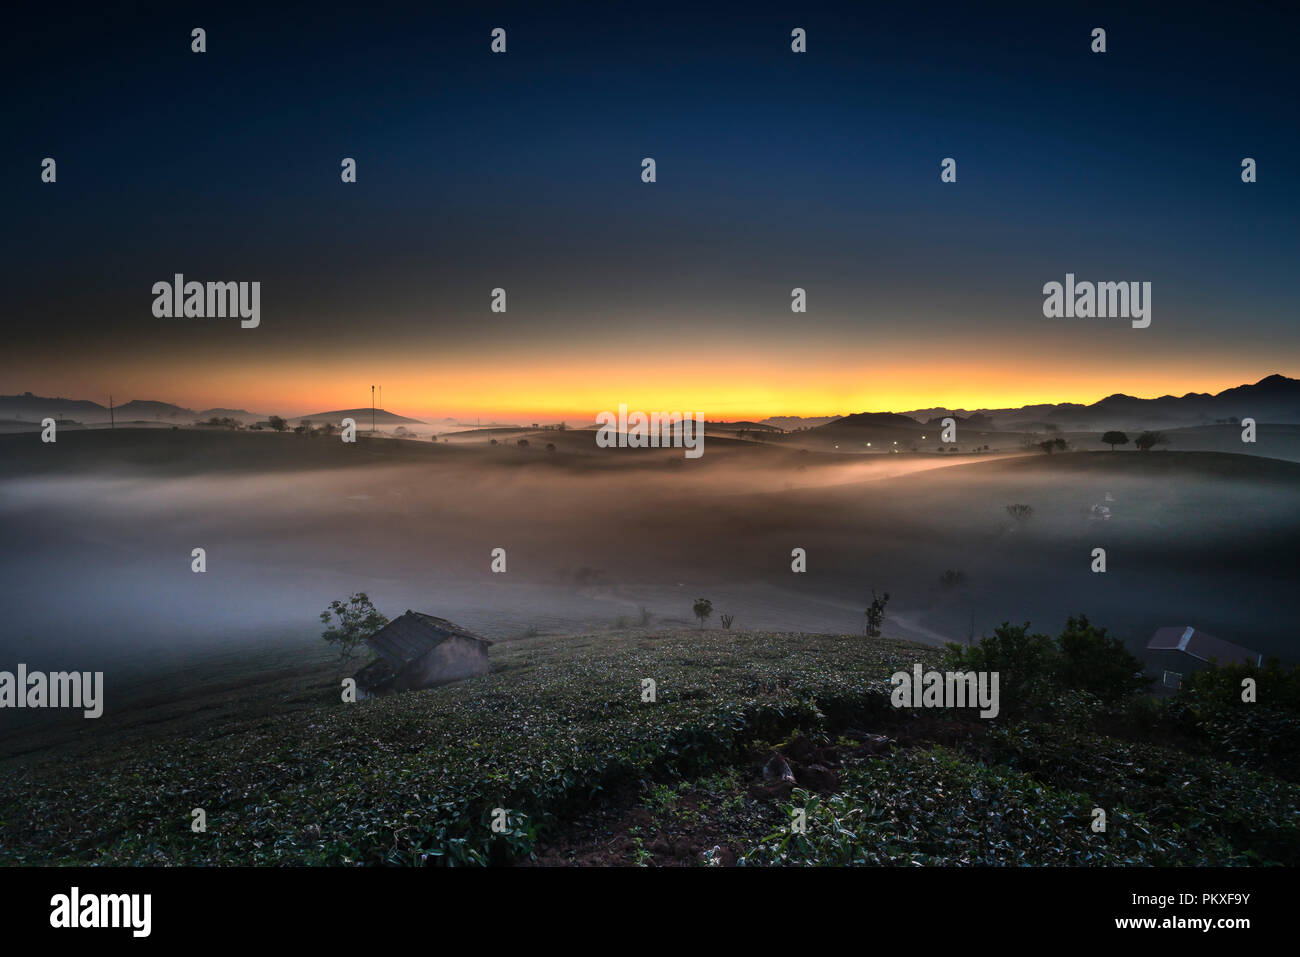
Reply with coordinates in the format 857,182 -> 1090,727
866,442 -> 871,446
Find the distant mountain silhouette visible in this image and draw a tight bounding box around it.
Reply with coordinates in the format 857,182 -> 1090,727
709,420 -> 781,431
0,393 -> 108,421
114,400 -> 193,419
822,411 -> 930,431
295,408 -> 426,425
759,415 -> 842,430
899,374 -> 1300,431
921,412 -> 996,430
0,393 -> 426,426
4,374 -> 1296,433
0,394 -> 198,422
198,408 -> 263,420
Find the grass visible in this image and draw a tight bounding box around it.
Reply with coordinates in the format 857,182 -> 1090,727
0,631 -> 920,865
1,629 -> 1295,866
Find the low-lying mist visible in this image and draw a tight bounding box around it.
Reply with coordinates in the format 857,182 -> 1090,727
1,431 -> 1297,691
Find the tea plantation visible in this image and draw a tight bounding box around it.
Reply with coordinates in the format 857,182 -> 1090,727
0,629 -> 1294,866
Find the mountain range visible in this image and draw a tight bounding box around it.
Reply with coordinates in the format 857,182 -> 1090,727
893,374 -> 1300,432
3,374 -> 1296,433
0,395 -> 424,426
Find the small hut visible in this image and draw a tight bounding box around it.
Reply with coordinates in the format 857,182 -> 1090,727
353,611 -> 491,699
1145,626 -> 1262,692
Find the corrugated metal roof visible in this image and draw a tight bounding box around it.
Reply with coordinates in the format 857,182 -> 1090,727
364,611 -> 491,667
1147,626 -> 1261,666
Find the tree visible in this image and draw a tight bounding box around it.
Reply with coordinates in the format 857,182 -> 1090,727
1006,503 -> 1033,521
319,593 -> 388,662
941,621 -> 1059,715
865,590 -> 890,638
692,598 -> 713,629
1101,430 -> 1128,451
939,569 -> 967,589
942,614 -> 1151,715
1039,437 -> 1068,454
1135,430 -> 1168,451
1056,615 -> 1148,700
268,415 -> 288,432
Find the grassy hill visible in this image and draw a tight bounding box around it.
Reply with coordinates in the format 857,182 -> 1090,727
1,629 -> 1294,866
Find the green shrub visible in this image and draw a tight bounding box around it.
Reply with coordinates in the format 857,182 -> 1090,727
1177,659 -> 1300,714
1056,615 -> 1149,701
739,747 -> 1208,866
985,722 -> 1300,865
1049,688 -> 1104,730
942,622 -> 1059,714
1165,660 -> 1300,781
943,616 -> 1149,715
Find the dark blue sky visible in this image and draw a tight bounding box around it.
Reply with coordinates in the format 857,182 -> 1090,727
4,1 -> 1297,417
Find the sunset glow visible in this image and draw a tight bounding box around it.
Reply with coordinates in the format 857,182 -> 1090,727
14,343 -> 1290,424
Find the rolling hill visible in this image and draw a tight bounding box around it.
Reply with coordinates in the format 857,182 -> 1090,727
902,374 -> 1300,432
294,408 -> 427,425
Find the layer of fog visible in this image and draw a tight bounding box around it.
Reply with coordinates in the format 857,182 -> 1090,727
1,443 -> 1297,693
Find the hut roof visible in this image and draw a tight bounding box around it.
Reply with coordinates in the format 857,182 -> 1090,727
1147,626 -> 1261,667
363,611 -> 491,668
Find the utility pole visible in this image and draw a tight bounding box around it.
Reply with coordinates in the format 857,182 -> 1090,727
371,385 -> 375,433
109,395 -> 115,430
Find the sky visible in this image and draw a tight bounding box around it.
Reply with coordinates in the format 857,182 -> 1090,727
4,1 -> 1298,422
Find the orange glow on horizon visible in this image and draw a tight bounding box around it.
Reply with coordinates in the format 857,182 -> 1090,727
17,344 -> 1290,425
